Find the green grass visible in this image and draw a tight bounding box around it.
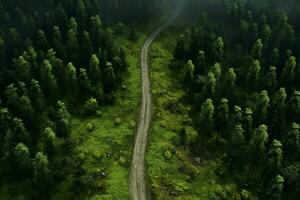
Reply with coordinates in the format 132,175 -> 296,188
146,29 -> 245,200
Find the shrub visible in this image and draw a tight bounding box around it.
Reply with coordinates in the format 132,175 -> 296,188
114,117 -> 122,126
84,97 -> 99,115
164,150 -> 172,159
86,122 -> 95,132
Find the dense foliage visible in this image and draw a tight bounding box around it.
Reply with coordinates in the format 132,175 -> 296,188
0,0 -> 157,198
172,0 -> 300,199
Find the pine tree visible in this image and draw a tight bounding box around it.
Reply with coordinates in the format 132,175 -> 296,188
267,140 -> 283,172
52,26 -> 64,57
89,54 -> 101,86
41,60 -> 59,99
41,127 -> 56,156
266,175 -> 284,200
29,79 -> 45,113
247,60 -> 261,90
289,90 -> 300,122
213,36 -> 224,62
223,68 -> 237,100
199,99 -> 215,148
227,124 -> 246,172
14,143 -> 32,175
36,29 -> 48,51
285,123 -> 300,161
56,101 -> 71,144
81,31 -> 93,65
244,108 -> 253,140
265,66 -> 277,94
15,55 -> 31,82
184,60 -> 195,95
255,90 -> 270,124
216,98 -> 229,141
174,34 -> 186,60
281,56 -> 296,89
195,50 -> 206,75
33,152 -> 51,190
251,39 -> 263,60
65,62 -> 78,102
249,124 -> 269,175
67,29 -> 80,63
203,72 -> 216,99
103,62 -> 116,94
78,68 -> 92,100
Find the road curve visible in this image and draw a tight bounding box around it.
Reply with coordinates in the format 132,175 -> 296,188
130,2 -> 182,200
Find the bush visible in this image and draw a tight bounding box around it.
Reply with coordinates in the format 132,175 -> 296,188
84,97 -> 99,115
86,122 -> 95,132
129,120 -> 136,129
164,150 -> 172,159
114,117 -> 122,126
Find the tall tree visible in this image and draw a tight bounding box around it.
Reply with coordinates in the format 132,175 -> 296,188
216,98 -> 229,141
249,124 -> 269,175
223,68 -> 237,100
285,123 -> 300,161
56,101 -> 71,144
33,152 -> 51,191
281,56 -> 296,89
67,29 -> 80,63
40,60 -> 59,99
265,66 -> 277,94
183,60 -> 195,95
89,54 -> 101,86
15,55 -> 32,83
247,60 -> 261,90
81,31 -> 93,65
199,99 -> 215,148
266,175 -> 284,200
65,62 -> 78,102
244,107 -> 253,140
255,90 -> 270,124
227,124 -> 246,172
103,62 -> 116,94
14,143 -> 32,176
78,68 -> 92,100
52,26 -> 64,57
251,39 -> 263,60
29,79 -> 45,113
41,127 -> 56,156
213,36 -> 224,62
289,90 -> 300,123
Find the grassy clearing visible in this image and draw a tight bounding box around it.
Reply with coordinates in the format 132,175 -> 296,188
146,29 -> 242,200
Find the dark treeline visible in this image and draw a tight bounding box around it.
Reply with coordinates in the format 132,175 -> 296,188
0,0 -> 150,198
173,0 -> 300,199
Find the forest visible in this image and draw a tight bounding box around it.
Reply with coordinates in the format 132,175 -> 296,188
0,0 -> 299,200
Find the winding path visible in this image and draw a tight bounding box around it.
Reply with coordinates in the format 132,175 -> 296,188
130,2 -> 182,200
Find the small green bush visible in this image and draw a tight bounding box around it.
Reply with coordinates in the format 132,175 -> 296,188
86,122 -> 95,132
114,117 -> 122,126
164,150 -> 172,159
84,97 -> 99,115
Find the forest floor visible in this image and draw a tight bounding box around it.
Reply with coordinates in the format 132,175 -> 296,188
146,28 -> 241,200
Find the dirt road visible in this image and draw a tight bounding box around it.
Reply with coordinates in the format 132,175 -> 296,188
130,2 -> 182,200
